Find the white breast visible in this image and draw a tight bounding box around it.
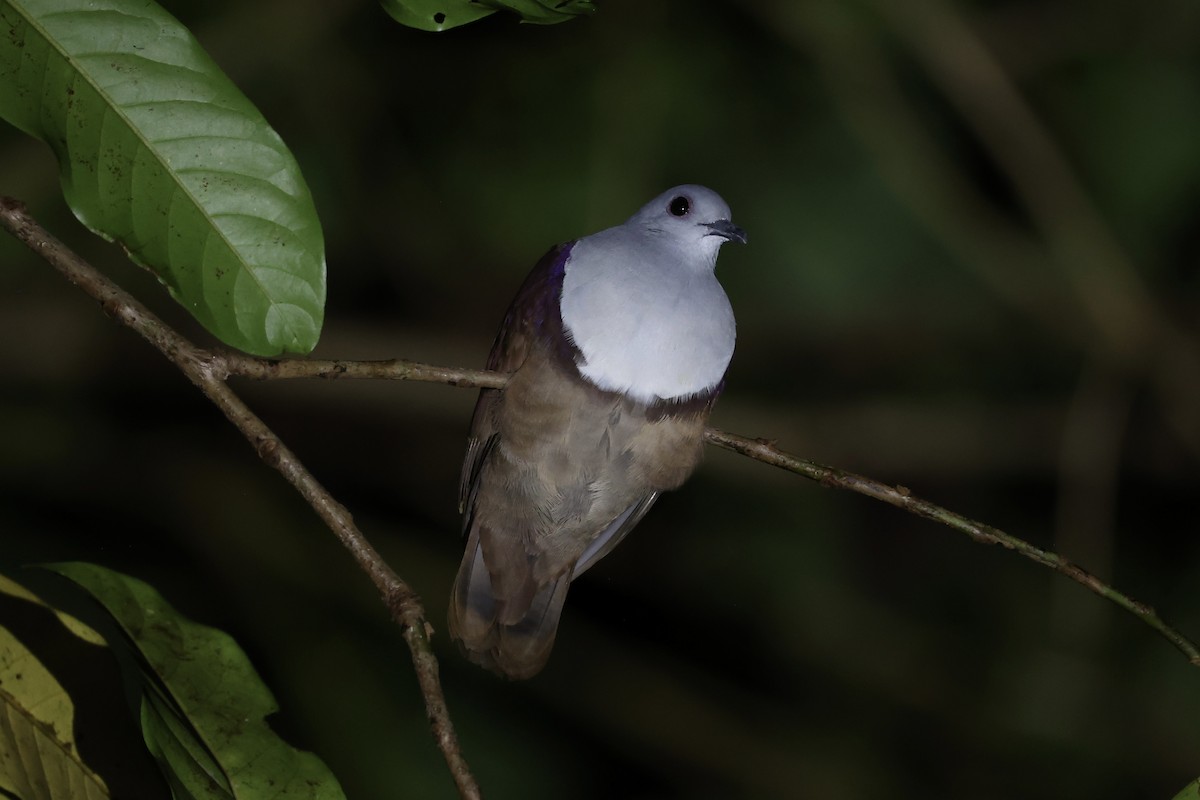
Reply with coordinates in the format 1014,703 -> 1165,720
559,233 -> 735,404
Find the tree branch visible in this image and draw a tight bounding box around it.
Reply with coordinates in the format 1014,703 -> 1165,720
217,351 -> 506,390
0,196 -> 481,800
4,194 -> 1198,797
700,429 -> 1200,667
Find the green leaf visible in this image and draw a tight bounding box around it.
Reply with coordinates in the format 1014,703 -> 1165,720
381,0 -> 595,32
380,0 -> 494,31
1174,779 -> 1200,800
493,0 -> 594,25
0,0 -> 326,356
0,575 -> 111,800
46,563 -> 346,800
140,686 -> 231,800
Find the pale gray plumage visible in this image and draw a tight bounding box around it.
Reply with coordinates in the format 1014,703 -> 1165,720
449,185 -> 745,679
561,189 -> 738,402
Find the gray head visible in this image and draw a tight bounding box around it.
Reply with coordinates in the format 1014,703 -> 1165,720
626,184 -> 747,267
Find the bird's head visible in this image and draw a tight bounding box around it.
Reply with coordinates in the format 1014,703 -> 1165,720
627,184 -> 747,268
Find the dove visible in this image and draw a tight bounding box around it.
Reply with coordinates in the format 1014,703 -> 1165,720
449,185 -> 745,679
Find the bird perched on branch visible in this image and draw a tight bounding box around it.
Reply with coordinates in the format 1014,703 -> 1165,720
450,185 -> 745,679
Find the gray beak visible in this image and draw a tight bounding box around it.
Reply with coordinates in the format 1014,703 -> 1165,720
704,219 -> 748,244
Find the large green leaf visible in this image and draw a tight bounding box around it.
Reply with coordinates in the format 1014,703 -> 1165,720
47,563 -> 346,800
0,0 -> 326,356
381,0 -> 596,32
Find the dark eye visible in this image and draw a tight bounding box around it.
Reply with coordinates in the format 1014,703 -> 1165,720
668,196 -> 691,217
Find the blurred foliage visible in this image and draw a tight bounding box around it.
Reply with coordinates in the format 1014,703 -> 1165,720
1,0 -> 1198,798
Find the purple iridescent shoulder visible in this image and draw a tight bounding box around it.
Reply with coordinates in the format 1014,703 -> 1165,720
485,242 -> 576,372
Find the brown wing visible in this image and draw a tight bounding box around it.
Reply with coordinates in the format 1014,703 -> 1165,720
450,346 -> 712,679
458,242 -> 573,518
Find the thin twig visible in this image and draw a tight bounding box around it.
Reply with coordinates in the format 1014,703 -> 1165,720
700,428 -> 1200,667
0,196 -> 482,800
217,351 -> 506,389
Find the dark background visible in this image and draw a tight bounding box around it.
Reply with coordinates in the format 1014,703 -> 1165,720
2,0 -> 1199,797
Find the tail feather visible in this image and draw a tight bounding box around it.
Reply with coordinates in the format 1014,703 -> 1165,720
448,532 -> 571,680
